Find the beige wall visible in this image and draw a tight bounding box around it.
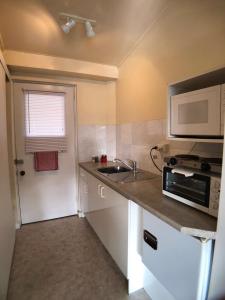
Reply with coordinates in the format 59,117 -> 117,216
10,73 -> 117,126
0,58 -> 15,300
117,0 -> 225,124
77,79 -> 116,125
4,49 -> 117,126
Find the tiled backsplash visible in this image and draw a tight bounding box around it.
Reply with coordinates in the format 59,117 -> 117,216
78,125 -> 116,162
116,119 -> 223,175
116,120 -> 166,175
78,120 -> 223,175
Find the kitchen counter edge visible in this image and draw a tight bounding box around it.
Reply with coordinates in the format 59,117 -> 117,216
79,162 -> 217,240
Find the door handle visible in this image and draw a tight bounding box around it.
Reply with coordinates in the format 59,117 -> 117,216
171,168 -> 194,177
20,170 -> 26,176
143,230 -> 158,250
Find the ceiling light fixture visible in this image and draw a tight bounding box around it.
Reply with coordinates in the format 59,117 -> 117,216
85,21 -> 95,38
60,13 -> 96,37
61,18 -> 76,34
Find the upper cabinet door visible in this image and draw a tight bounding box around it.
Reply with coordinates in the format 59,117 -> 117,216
170,85 -> 221,136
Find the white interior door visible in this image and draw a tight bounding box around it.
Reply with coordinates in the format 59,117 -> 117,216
14,82 -> 78,224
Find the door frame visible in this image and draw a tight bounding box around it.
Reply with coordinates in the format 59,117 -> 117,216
11,77 -> 78,228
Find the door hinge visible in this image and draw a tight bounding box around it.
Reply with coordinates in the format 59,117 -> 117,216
14,159 -> 24,165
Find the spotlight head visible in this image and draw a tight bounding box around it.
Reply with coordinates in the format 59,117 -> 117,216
85,21 -> 95,38
61,19 -> 76,34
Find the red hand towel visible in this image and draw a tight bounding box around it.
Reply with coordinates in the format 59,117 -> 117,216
34,151 -> 58,171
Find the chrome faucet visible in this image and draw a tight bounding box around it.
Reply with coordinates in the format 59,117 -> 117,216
114,158 -> 137,173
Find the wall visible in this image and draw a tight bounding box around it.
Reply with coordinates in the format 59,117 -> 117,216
0,61 -> 15,299
10,71 -> 117,159
117,0 -> 225,173
76,78 -> 116,162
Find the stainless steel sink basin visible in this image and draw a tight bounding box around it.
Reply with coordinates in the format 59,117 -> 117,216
97,166 -> 130,174
97,166 -> 156,183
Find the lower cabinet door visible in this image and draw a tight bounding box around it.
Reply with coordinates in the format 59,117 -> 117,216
142,209 -> 212,300
86,174 -> 128,277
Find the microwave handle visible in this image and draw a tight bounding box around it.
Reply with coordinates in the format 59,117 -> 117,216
171,168 -> 194,177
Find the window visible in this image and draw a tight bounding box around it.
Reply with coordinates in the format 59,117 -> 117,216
24,91 -> 67,153
25,91 -> 65,137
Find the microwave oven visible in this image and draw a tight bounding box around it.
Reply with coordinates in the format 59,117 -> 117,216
170,84 -> 225,137
162,166 -> 221,217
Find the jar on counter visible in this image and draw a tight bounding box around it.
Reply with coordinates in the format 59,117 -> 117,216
100,155 -> 107,163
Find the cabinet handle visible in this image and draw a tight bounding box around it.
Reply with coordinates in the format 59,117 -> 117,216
100,186 -> 105,198
97,184 -> 101,195
143,230 -> 158,250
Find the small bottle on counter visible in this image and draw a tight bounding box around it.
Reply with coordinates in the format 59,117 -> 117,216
92,156 -> 99,163
100,155 -> 107,163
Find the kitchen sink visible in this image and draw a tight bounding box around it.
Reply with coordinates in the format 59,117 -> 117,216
97,166 -> 130,174
97,166 -> 156,183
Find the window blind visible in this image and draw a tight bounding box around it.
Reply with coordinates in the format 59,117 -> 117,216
24,90 -> 67,152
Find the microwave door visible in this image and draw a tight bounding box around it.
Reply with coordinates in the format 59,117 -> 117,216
170,85 -> 221,136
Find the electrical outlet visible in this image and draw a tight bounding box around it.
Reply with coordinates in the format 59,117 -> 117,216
157,143 -> 169,153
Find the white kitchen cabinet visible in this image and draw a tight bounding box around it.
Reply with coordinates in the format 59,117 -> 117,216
79,168 -> 213,299
79,169 -> 146,293
82,170 -> 129,278
142,209 -> 213,300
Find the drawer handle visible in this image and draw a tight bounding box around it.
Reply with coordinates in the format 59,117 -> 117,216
100,186 -> 105,198
97,184 -> 101,195
143,230 -> 158,250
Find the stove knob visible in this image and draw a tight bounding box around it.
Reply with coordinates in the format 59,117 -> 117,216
201,162 -> 211,172
170,157 -> 177,166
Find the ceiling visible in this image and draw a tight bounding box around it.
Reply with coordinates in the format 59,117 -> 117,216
0,0 -> 168,66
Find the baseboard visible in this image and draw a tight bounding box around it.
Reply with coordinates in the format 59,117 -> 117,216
78,210 -> 85,218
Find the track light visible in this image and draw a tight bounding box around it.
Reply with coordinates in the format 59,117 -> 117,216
61,19 -> 76,34
60,13 -> 96,37
85,21 -> 95,38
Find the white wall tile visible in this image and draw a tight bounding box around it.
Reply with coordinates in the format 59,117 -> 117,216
79,119 -> 223,172
78,124 -> 116,162
116,118 -> 223,175
120,123 -> 132,145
